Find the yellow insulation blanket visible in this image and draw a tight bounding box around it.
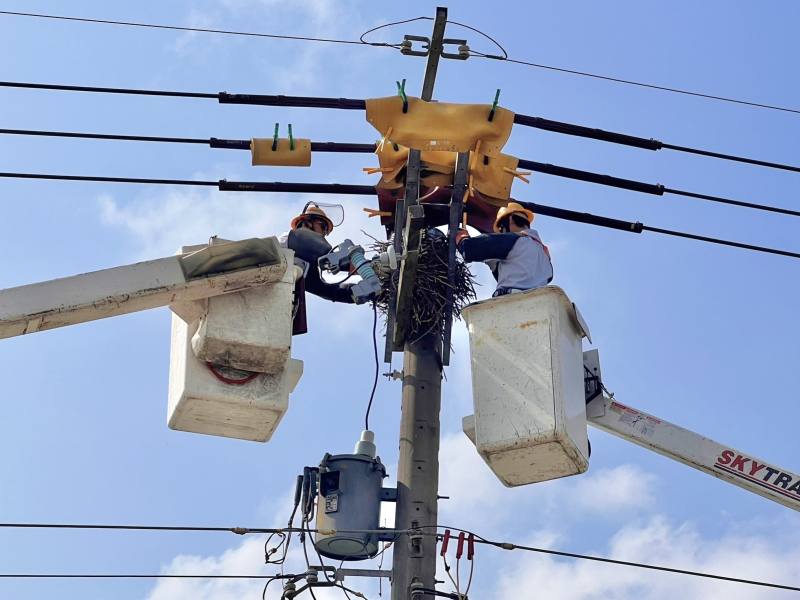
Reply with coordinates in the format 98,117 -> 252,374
251,138 -> 312,167
365,96 -> 514,156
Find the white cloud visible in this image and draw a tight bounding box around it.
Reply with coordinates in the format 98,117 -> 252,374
493,516 -> 800,600
437,433 -> 657,531
170,0 -> 368,93
98,187 -> 381,260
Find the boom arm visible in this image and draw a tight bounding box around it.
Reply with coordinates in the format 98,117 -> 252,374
586,394 -> 800,511
0,237 -> 287,339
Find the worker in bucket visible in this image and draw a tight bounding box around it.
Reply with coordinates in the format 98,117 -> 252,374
280,203 -> 355,304
456,202 -> 553,297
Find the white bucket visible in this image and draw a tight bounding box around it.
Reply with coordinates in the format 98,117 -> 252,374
462,286 -> 590,486
168,313 -> 303,442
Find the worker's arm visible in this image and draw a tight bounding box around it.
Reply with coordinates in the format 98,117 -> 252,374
457,233 -> 520,263
285,230 -> 354,304
303,267 -> 355,303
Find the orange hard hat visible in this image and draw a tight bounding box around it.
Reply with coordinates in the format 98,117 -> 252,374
493,202 -> 535,232
290,204 -> 334,235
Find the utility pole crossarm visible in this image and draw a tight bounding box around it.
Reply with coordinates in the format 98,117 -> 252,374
0,237 -> 287,339
587,395 -> 800,511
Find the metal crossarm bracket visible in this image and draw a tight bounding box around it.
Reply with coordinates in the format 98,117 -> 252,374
441,152 -> 471,365
400,35 -> 431,57
393,204 -> 426,347
386,149 -> 423,353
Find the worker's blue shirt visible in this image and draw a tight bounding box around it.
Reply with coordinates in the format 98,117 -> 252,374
458,228 -> 553,292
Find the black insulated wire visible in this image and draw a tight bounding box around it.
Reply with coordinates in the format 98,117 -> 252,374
0,10 -> 395,48
641,225 -> 800,259
661,142 -> 800,174
475,538 -> 800,593
0,169 -> 797,259
496,56 -> 800,116
0,128 -> 208,145
0,80 -> 216,99
2,79 -> 798,174
516,201 -> 800,259
364,301 -> 380,431
663,187 -> 800,217
0,172 -> 217,186
0,573 -> 279,579
217,92 -> 366,110
6,10 -> 799,114
2,128 -> 795,218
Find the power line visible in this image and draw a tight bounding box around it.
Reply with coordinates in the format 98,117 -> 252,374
474,535 -> 800,593
2,127 -> 796,218
0,10 -> 399,49
428,525 -> 800,593
5,10 -> 797,116
364,302 -> 380,431
516,201 -> 800,260
486,56 -> 800,116
0,172 -> 374,195
454,21 -> 800,115
0,169 -> 796,260
0,522 -> 278,534
0,573 -> 278,579
2,81 -> 797,174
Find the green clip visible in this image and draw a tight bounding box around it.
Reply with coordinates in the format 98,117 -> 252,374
272,123 -> 279,151
488,88 -> 501,122
288,124 -> 294,151
396,79 -> 408,113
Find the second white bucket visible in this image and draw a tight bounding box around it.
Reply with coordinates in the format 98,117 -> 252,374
462,286 -> 590,486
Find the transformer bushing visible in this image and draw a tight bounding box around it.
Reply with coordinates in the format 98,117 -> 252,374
314,432 -> 387,560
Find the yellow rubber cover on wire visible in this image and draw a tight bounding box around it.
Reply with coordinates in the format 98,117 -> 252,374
373,143 -> 457,188
470,153 -> 525,200
368,139 -> 524,200
251,138 -> 312,167
365,96 -> 515,156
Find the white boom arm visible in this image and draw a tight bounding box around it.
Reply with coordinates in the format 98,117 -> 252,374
0,237 -> 287,339
586,394 -> 800,511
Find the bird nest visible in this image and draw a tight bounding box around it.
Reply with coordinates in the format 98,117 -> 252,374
371,228 -> 477,343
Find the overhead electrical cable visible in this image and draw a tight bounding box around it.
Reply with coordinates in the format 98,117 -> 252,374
0,10 -> 399,48
1,81 -> 797,173
485,56 -> 800,116
469,532 -> 800,593
3,11 -> 797,115
0,573 -> 282,579
1,127 -> 796,217
0,169 -> 796,260
1,522 -> 798,591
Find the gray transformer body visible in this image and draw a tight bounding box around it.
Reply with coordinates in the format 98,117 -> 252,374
314,452 -> 387,560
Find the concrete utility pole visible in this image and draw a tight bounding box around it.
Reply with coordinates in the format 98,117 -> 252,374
391,7 -> 449,600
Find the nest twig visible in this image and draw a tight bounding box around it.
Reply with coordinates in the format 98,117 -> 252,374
372,228 -> 477,343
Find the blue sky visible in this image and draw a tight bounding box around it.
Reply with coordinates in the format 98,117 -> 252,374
0,1 -> 798,598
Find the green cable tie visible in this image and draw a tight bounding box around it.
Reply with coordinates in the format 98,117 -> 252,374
272,122 -> 279,151
288,124 -> 294,151
396,79 -> 408,113
489,89 -> 501,122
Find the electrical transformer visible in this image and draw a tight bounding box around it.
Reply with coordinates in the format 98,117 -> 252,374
313,431 -> 388,561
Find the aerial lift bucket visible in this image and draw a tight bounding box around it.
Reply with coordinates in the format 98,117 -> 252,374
462,286 -> 591,486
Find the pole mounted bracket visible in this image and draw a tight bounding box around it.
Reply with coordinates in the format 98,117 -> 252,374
441,39 -> 469,60
400,35 -> 430,57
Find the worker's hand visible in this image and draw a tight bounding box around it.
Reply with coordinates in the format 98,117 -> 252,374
455,229 -> 470,245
